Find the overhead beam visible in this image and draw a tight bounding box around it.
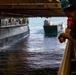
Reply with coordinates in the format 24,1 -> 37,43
0,0 -> 53,4
44,3 -> 61,9
0,0 -> 65,17
0,9 -> 65,17
0,3 -> 61,10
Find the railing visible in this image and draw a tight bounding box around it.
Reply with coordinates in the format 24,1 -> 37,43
0,23 -> 28,29
0,18 -> 29,28
58,40 -> 72,75
58,40 -> 76,75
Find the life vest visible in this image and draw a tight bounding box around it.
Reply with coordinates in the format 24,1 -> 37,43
67,17 -> 73,29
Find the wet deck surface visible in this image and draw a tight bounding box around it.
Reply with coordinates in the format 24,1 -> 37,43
0,32 -> 66,75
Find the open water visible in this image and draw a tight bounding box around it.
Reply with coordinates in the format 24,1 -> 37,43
0,17 -> 67,75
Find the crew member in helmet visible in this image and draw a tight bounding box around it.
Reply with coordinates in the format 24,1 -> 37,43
58,0 -> 76,43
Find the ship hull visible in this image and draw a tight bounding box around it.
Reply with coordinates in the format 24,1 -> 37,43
43,25 -> 63,37
0,24 -> 30,50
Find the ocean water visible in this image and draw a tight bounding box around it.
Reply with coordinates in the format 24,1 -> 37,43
26,17 -> 68,69
23,17 -> 68,74
0,17 -> 68,75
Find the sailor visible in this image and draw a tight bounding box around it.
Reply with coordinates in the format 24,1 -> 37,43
58,0 -> 76,43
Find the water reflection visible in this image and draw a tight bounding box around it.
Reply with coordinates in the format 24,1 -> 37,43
0,33 -> 66,75
0,50 -> 59,75
0,49 -> 28,75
